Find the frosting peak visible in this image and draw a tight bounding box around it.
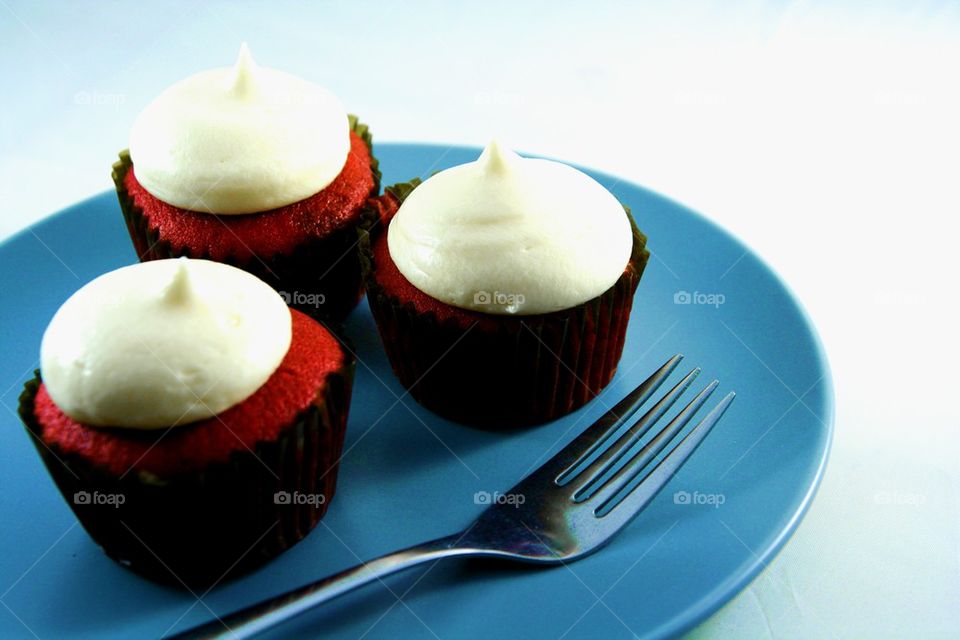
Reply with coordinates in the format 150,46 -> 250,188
129,44 -> 350,215
478,139 -> 518,175
228,42 -> 259,98
387,142 -> 633,315
162,258 -> 194,305
40,259 -> 292,429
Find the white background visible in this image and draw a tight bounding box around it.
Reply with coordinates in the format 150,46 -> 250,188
1,1 -> 958,637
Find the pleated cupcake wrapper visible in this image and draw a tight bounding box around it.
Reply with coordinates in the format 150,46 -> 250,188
111,114 -> 380,323
18,355 -> 355,588
358,182 -> 650,428
347,114 -> 381,194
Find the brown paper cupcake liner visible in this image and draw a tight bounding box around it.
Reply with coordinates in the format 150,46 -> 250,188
112,115 -> 380,323
18,352 -> 355,588
358,182 -> 650,428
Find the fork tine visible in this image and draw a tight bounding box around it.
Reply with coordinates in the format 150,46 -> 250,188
582,381 -> 719,504
551,354 -> 683,484
559,367 -> 702,489
574,380 -> 719,502
594,391 -> 736,518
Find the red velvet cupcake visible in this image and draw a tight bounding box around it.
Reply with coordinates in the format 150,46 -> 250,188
359,143 -> 649,427
18,259 -> 354,586
112,44 -> 379,322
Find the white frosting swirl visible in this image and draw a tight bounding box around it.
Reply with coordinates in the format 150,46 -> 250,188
129,43 -> 350,214
386,141 -> 633,315
40,258 -> 292,429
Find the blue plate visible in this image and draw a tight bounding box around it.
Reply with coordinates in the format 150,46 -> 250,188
0,144 -> 833,639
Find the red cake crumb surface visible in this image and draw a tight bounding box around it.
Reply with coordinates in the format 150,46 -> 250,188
124,131 -> 375,261
34,309 -> 344,477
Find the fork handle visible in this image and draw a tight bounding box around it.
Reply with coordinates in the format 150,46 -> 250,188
167,533 -> 477,640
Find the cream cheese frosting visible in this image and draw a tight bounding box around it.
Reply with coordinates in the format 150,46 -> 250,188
40,258 -> 292,429
386,141 -> 634,315
129,43 -> 350,214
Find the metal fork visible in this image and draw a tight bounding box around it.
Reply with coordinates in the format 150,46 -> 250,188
172,354 -> 735,639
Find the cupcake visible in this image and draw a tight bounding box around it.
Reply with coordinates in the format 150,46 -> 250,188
359,142 -> 649,427
18,258 -> 354,586
113,44 -> 380,322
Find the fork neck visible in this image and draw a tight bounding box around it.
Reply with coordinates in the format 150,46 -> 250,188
370,532 -> 482,566
170,533 -> 487,640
